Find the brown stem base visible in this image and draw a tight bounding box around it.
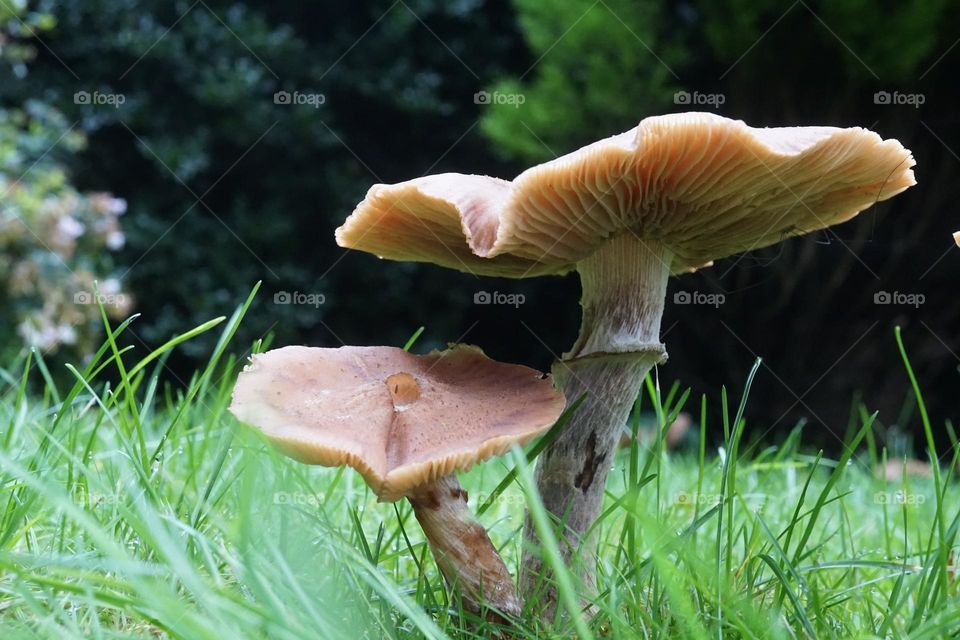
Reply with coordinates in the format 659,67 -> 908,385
408,474 -> 521,617
519,355 -> 658,617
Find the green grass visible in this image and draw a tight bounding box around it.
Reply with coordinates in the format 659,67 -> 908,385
1,290 -> 958,638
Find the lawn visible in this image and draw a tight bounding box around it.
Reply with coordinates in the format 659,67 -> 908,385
1,290 -> 957,639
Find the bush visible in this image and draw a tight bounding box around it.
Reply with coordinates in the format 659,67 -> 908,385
0,103 -> 129,357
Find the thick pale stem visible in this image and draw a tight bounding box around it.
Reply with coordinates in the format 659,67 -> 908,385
408,474 -> 521,617
521,234 -> 672,614
566,234 -> 671,361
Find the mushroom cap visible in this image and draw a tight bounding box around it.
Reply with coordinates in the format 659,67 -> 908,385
230,344 -> 566,501
954,231 -> 960,248
336,112 -> 915,276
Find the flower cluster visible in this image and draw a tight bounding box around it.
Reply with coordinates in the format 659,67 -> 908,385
0,105 -> 131,357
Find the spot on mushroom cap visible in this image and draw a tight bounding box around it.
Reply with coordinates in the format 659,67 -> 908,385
229,344 -> 566,501
336,112 -> 916,276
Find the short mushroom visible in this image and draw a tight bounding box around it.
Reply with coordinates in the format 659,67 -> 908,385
875,458 -> 934,482
229,343 -> 565,617
335,112 -> 916,604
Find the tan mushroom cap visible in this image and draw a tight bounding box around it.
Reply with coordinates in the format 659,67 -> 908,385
230,344 -> 566,501
337,112 -> 915,276
954,231 -> 960,248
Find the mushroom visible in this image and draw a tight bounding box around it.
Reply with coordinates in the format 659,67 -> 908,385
229,343 -> 565,617
954,231 -> 960,247
335,112 -> 916,603
875,458 -> 934,482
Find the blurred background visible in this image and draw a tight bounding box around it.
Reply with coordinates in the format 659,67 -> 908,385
0,0 -> 955,453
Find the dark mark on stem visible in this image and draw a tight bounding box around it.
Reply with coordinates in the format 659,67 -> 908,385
574,430 -> 607,494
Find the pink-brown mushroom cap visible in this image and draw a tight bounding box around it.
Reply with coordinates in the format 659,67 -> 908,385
336,112 -> 915,276
230,344 -> 566,501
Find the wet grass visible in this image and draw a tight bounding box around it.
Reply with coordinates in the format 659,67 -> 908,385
1,287 -> 957,638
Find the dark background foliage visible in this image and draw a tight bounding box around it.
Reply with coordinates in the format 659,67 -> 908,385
1,0 -> 956,453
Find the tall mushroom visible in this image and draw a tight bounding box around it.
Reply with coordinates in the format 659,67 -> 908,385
335,112 -> 916,606
229,343 -> 565,617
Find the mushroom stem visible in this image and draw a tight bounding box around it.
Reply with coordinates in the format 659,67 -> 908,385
522,234 -> 671,611
407,474 -> 521,617
567,234 -> 671,361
